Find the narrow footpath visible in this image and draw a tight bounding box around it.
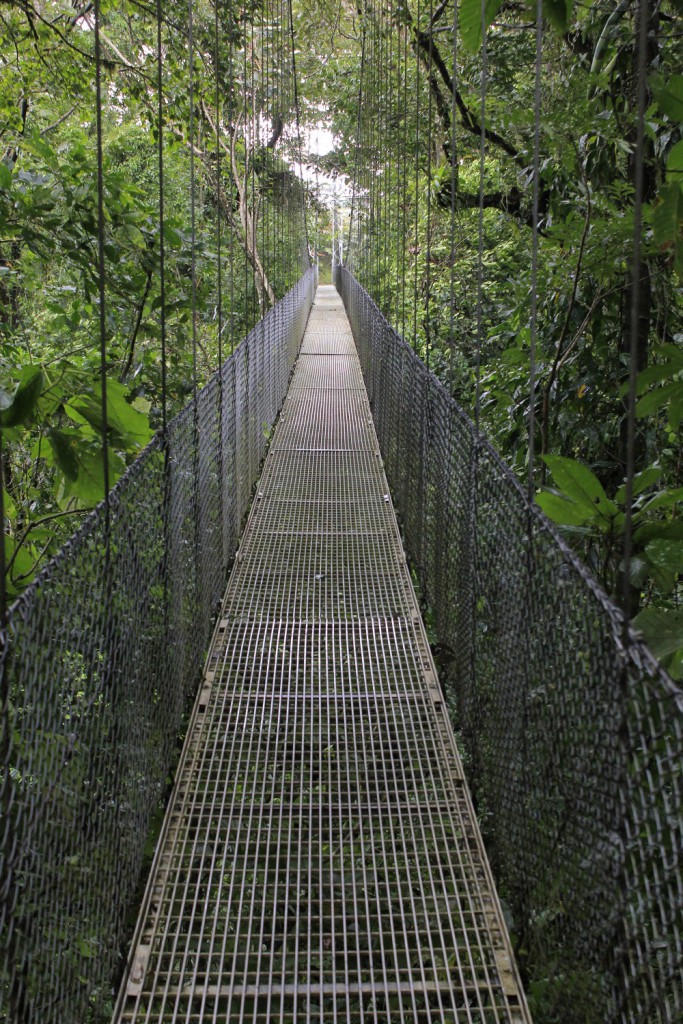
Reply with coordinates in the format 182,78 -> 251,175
114,286 -> 530,1024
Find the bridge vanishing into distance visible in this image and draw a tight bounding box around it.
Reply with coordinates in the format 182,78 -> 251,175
3,267 -> 680,1024
113,285 -> 529,1023
1,0 -> 681,1021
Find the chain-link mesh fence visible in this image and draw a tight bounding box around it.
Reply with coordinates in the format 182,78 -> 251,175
0,269 -> 316,1024
336,265 -> 683,1024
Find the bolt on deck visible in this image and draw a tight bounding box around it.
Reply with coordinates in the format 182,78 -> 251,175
113,286 -> 531,1024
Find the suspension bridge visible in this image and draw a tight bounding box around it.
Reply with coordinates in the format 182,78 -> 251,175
0,1 -> 681,1024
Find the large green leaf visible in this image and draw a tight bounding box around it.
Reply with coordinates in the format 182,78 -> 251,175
459,0 -> 504,52
668,139 -> 683,175
541,455 -> 617,522
636,379 -> 683,419
536,491 -> 597,527
651,73 -> 683,122
652,180 -> 683,277
634,486 -> 683,520
62,446 -> 126,505
67,379 -> 152,448
542,0 -> 572,34
614,465 -> 663,505
0,368 -> 44,428
460,0 -> 571,49
47,429 -> 79,482
633,606 -> 683,662
646,539 -> 683,575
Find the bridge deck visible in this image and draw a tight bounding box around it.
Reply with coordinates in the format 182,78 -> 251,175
114,286 -> 530,1024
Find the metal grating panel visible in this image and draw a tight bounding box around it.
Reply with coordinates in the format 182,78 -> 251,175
274,390 -> 375,451
113,286 -> 531,1024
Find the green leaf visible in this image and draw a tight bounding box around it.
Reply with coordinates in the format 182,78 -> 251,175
622,347 -> 683,397
630,465 -> 664,498
0,368 -> 44,428
62,446 -> 125,504
645,539 -> 683,573
652,180 -> 683,274
459,0 -> 504,51
541,455 -> 616,522
77,938 -> 97,959
0,162 -> 12,188
163,223 -> 183,247
542,0 -> 571,34
669,392 -> 683,432
614,465 -> 662,504
651,73 -> 683,122
123,223 -> 146,248
634,486 -> 683,519
633,606 -> 683,662
26,133 -> 59,168
47,429 -> 79,482
132,395 -> 152,415
635,518 -> 683,546
667,140 -> 683,175
68,380 -> 152,448
641,539 -> 682,594
536,491 -> 597,527
636,380 -> 683,419
500,347 -> 528,366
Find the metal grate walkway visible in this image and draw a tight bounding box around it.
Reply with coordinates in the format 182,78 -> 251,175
114,286 -> 530,1024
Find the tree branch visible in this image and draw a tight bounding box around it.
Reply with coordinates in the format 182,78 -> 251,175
437,184 -> 547,230
120,268 -> 153,382
540,190 -> 593,468
6,506 -> 92,579
40,105 -> 76,135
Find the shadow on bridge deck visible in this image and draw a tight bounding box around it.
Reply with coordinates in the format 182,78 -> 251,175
113,285 -> 530,1024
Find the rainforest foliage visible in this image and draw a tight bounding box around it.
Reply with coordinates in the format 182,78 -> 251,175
0,0 -> 307,600
1,0 -> 682,671
293,0 -> 683,675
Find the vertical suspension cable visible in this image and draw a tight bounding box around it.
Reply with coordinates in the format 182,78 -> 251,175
213,0 -> 227,574
369,13 -> 377,294
287,0 -> 310,271
156,0 -> 168,436
277,0 -> 284,283
347,22 -> 366,269
425,0 -> 434,373
227,0 -> 235,354
261,2 -> 268,293
93,0 -> 111,517
413,0 -> 421,351
250,10 -> 257,322
214,0 -> 223,372
394,11 -> 402,322
449,0 -> 458,387
377,15 -> 383,300
401,17 -> 409,337
187,0 -> 202,653
242,25 -> 250,324
154,0 -> 172,683
188,0 -> 198,400
474,0 -> 488,431
385,7 -> 391,309
527,0 -> 543,498
622,0 -> 649,627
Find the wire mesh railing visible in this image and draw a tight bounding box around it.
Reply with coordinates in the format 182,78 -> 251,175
336,265 -> 683,1024
0,268 -> 316,1024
